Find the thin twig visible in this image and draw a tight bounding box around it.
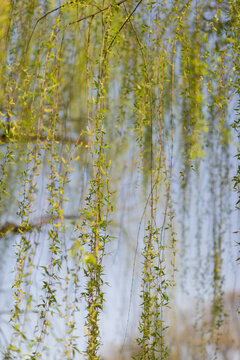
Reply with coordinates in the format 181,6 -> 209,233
25,2 -> 69,53
107,0 -> 143,53
65,0 -> 128,28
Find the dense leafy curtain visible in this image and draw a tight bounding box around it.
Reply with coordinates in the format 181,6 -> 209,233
0,1 -> 239,359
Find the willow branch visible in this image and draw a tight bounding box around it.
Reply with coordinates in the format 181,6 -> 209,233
25,0 -> 79,53
107,0 -> 143,53
0,214 -> 80,238
0,134 -> 84,146
65,0 -> 128,27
